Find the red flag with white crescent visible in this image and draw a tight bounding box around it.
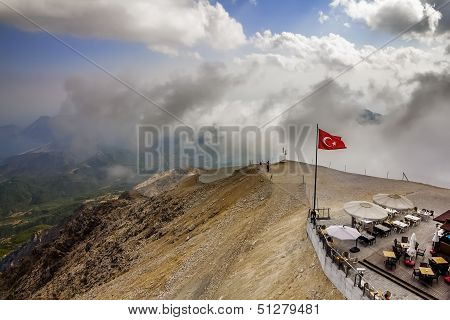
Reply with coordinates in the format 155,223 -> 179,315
318,129 -> 347,150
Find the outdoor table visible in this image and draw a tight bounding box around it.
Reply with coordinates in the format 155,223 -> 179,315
420,211 -> 432,221
405,214 -> 420,225
383,251 -> 397,269
419,267 -> 435,284
359,234 -> 375,245
392,220 -> 408,231
400,243 -> 410,249
419,267 -> 435,276
383,251 -> 396,258
392,220 -> 408,227
429,257 -> 449,275
385,208 -> 398,218
430,257 -> 448,264
374,224 -> 391,236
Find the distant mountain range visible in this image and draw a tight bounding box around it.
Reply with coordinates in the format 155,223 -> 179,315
0,116 -> 143,258
0,116 -> 59,161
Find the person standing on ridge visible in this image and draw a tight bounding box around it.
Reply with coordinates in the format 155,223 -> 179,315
310,210 -> 317,226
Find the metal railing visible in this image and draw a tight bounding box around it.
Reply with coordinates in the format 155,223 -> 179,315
309,208 -> 330,220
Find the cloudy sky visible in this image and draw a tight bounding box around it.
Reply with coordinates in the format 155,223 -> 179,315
0,0 -> 449,187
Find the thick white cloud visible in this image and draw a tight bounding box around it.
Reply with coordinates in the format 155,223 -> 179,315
250,29 -> 443,75
251,30 -> 363,68
239,29 -> 447,123
48,42 -> 450,186
1,0 -> 449,186
330,0 -> 442,36
0,0 -> 246,55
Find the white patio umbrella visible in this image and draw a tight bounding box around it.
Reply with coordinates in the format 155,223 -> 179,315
326,225 -> 361,240
373,193 -> 414,210
325,225 -> 362,253
407,233 -> 417,257
343,201 -> 388,221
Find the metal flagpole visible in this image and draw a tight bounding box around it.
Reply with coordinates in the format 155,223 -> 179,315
313,124 -> 318,211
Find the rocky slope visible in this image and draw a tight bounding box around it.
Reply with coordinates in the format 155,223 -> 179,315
0,162 -> 342,299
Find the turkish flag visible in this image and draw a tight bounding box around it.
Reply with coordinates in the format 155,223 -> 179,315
318,129 -> 347,150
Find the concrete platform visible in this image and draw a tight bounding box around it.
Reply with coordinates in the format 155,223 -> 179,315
319,213 -> 449,300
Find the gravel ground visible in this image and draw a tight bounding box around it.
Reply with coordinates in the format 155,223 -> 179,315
79,162 -> 343,300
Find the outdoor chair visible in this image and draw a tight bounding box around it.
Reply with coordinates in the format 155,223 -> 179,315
368,229 -> 379,238
416,248 -> 426,259
336,256 -> 346,271
404,251 -> 412,260
385,258 -> 397,270
419,274 -> 433,285
349,257 -> 358,264
342,251 -> 358,265
358,236 -> 366,246
331,250 -> 339,263
429,261 -> 448,276
392,246 -> 402,261
318,233 -> 325,246
420,262 -> 429,268
343,251 -> 349,259
325,244 -> 332,257
429,259 -> 436,268
401,236 -> 408,243
430,273 -> 439,284
362,283 -> 378,300
412,268 -> 420,279
362,283 -> 370,296
315,225 -> 321,235
438,266 -> 448,276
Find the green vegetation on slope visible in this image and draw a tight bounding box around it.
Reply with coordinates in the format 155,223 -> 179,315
0,145 -> 143,259
0,180 -> 136,259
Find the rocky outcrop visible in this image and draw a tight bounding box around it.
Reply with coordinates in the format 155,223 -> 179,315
0,191 -> 187,299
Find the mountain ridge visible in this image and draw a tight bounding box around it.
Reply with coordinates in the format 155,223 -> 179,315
0,162 -> 342,299
2,161 -> 449,299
